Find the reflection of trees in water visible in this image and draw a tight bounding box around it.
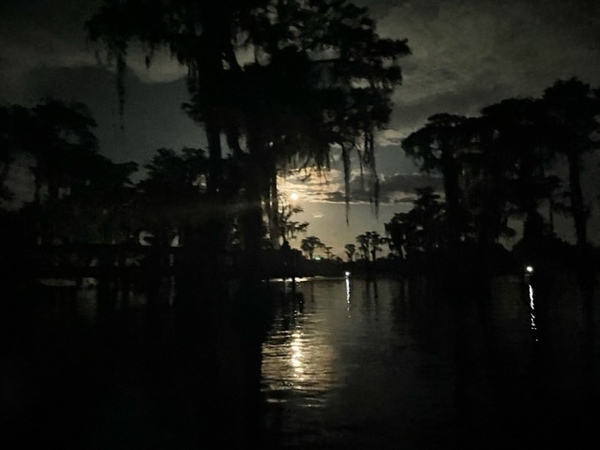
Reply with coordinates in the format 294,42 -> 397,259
388,273 -> 599,448
446,271 -> 599,448
2,279 -> 275,448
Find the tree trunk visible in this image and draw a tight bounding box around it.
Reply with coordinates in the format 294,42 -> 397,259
441,149 -> 462,246
205,118 -> 223,197
567,151 -> 587,248
267,153 -> 279,249
240,133 -> 267,282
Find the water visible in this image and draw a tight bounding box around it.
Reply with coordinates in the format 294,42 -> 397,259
1,273 -> 598,449
261,278 -> 457,448
261,274 -> 600,448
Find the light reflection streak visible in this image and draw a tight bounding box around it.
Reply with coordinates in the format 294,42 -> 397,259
528,283 -> 538,341
290,331 -> 304,373
345,275 -> 351,313
261,316 -> 336,406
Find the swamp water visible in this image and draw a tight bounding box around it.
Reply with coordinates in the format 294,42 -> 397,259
1,273 -> 598,449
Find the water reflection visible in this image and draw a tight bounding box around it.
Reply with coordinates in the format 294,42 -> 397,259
345,272 -> 351,314
260,278 -> 461,448
5,273 -> 598,449
261,294 -> 337,407
528,283 -> 538,341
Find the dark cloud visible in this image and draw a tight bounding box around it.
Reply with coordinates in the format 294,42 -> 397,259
0,0 -> 185,106
0,1 -> 102,102
320,172 -> 442,204
3,0 -> 599,163
361,0 -> 600,139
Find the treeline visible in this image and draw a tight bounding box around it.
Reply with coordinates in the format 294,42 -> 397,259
1,0 -> 599,282
0,99 -> 260,248
0,99 -> 336,279
385,77 -> 600,273
0,100 -> 135,244
1,0 -> 411,282
2,75 -> 599,279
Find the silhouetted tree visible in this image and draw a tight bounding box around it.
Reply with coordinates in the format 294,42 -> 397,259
301,235 -> 324,260
385,187 -> 446,261
356,233 -> 370,260
344,243 -> 357,262
402,114 -> 472,245
0,105 -> 28,203
134,147 -> 213,247
480,98 -> 559,244
45,153 -> 138,244
541,78 -> 600,250
276,195 -> 309,247
30,100 -> 99,203
3,100 -> 116,244
1,101 -> 141,246
88,0 -> 410,279
385,212 -> 414,261
365,231 -> 386,261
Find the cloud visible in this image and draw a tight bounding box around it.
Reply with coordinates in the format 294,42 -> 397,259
377,128 -> 405,147
278,140 -> 444,206
124,44 -> 188,83
304,171 -> 442,205
364,0 -> 600,141
0,1 -> 99,102
0,0 -> 188,104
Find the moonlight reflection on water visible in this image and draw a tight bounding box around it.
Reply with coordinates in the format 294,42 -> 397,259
262,311 -> 337,408
3,272 -> 597,449
257,274 -> 599,448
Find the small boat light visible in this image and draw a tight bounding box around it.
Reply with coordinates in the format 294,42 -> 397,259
525,265 -> 534,274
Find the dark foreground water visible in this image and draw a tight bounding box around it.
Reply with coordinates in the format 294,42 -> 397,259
1,273 -> 599,449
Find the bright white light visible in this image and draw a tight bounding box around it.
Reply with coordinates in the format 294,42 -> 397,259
528,283 -> 538,340
290,192 -> 299,201
345,275 -> 351,313
526,265 -> 534,273
345,271 -> 350,277
345,277 -> 351,305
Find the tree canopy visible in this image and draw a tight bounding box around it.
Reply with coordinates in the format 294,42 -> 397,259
87,0 -> 410,256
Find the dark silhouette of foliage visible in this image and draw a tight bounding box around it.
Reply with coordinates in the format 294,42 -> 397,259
402,114 -> 472,244
479,98 -> 559,244
541,78 -> 600,250
385,186 -> 446,261
87,0 -> 410,276
276,196 -> 309,246
0,99 -> 138,245
400,77 -> 600,256
344,243 -> 356,262
301,235 -> 324,260
134,147 -> 212,247
366,231 -> 386,261
0,105 -> 31,202
355,233 -> 370,260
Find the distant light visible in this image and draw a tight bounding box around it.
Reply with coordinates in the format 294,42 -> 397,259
345,271 -> 351,277
290,192 -> 299,201
526,265 -> 534,274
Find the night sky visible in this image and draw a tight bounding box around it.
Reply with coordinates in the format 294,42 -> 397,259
1,0 -> 599,257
